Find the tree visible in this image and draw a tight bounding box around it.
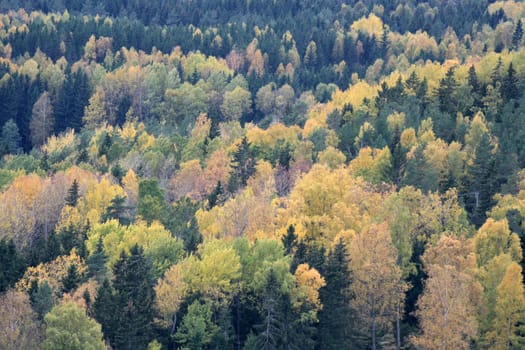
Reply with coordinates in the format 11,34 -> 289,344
175,300 -> 219,349
487,262 -> 525,349
512,19 -> 523,49
465,132 -> 496,227
30,91 -> 54,146
138,179 -> 165,224
62,264 -> 81,294
1,119 -> 22,154
349,223 -> 407,350
87,236 -> 108,282
65,179 -> 80,207
112,245 -> 155,349
0,238 -> 26,293
228,137 -> 256,193
42,302 -> 105,350
221,86 -> 252,121
248,268 -> 285,349
501,63 -> 519,101
154,263 -> 187,335
102,195 -> 132,225
93,279 -> 117,343
0,289 -> 42,350
282,224 -> 297,256
317,238 -> 354,349
29,280 -> 54,320
412,236 -> 481,350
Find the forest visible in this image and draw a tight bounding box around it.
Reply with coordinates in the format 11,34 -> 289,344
1,0 -> 525,349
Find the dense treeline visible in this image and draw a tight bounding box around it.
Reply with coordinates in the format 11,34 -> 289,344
2,1 -> 525,350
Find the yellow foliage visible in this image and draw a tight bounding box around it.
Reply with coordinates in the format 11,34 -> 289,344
473,218 -> 522,267
318,146 -> 346,169
78,177 -> 125,225
246,123 -> 301,150
350,13 -> 384,37
16,250 -> 87,297
154,263 -> 188,328
293,263 -> 326,310
349,146 -> 391,185
281,164 -> 385,246
488,1 -> 525,21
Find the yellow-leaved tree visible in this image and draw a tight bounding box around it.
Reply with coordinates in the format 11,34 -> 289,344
412,235 -> 481,350
349,223 -> 408,350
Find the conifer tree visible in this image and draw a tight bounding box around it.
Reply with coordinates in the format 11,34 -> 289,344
465,133 -> 496,227
318,239 -> 354,349
65,179 -> 80,207
62,264 -> 81,294
30,280 -> 53,320
1,118 -> 22,154
112,245 -> 155,349
87,236 -> 108,282
0,238 -> 26,292
512,20 -> 523,49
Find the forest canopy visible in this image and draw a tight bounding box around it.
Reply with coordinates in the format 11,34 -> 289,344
1,1 -> 525,349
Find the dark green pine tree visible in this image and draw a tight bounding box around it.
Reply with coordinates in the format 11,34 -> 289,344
65,179 -> 80,207
137,178 -> 166,224
282,224 -> 297,256
464,133 -> 496,227
247,268 -> 284,350
1,118 -> 22,155
207,181 -> 224,209
317,239 -> 354,350
164,196 -> 202,252
228,137 -> 256,193
112,245 -> 155,350
436,67 -> 458,140
501,63 -> 519,101
55,69 -> 91,133
468,65 -> 483,109
93,278 -> 118,344
87,236 -> 108,282
29,280 -> 53,320
102,195 -> 132,225
62,263 -> 81,294
491,57 -> 504,88
0,238 -> 26,293
513,19 -> 523,49
181,217 -> 203,253
437,68 -> 458,112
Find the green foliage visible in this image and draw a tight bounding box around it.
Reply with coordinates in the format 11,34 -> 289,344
0,238 -> 26,293
30,280 -> 54,320
175,300 -> 219,349
43,302 -> 105,350
138,178 -> 166,224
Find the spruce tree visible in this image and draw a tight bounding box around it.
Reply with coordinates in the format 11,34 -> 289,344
250,268 -> 284,349
317,239 -> 354,350
102,195 -> 132,225
282,224 -> 297,256
502,63 -> 519,101
1,118 -> 22,154
465,133 -> 496,227
112,245 -> 155,350
62,264 -> 81,294
30,280 -> 53,320
65,179 -> 80,207
513,19 -> 523,49
228,137 -> 256,193
93,279 -> 117,344
0,238 -> 26,292
87,236 -> 108,282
